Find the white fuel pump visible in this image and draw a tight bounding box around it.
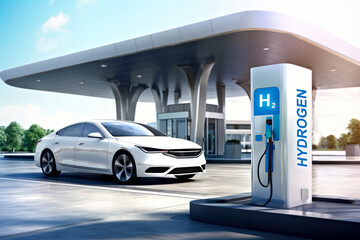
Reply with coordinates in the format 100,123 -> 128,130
251,64 -> 312,208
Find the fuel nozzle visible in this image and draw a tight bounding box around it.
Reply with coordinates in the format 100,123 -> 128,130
266,119 -> 272,140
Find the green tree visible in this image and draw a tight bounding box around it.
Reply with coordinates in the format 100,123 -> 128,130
326,135 -> 337,149
23,124 -> 47,152
5,122 -> 23,152
347,118 -> 360,143
45,129 -> 54,135
338,133 -> 350,149
318,136 -> 327,149
0,126 -> 6,151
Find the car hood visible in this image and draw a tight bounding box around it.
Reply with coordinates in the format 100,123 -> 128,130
115,136 -> 201,150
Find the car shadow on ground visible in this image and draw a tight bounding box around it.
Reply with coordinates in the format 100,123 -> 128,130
4,171 -> 196,187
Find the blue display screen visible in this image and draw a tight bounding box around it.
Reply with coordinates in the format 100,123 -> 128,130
254,87 -> 280,116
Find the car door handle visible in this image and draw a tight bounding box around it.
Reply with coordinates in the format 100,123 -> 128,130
78,142 -> 84,145
54,142 -> 60,145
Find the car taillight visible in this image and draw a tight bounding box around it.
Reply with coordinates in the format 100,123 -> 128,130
36,139 -> 42,145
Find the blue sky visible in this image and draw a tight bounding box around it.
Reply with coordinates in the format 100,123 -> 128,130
1,0 -> 360,142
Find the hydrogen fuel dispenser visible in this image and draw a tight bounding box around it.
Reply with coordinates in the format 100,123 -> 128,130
251,64 -> 312,208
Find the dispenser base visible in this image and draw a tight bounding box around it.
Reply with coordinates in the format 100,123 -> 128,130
190,193 -> 360,239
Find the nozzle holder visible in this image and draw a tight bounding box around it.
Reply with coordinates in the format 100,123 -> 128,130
266,119 -> 272,125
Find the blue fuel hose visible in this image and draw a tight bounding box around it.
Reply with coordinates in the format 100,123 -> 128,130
257,142 -> 270,187
257,138 -> 273,206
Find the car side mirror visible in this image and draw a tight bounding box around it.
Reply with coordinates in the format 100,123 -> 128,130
88,132 -> 103,139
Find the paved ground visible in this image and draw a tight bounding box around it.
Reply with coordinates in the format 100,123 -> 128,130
0,156 -> 359,239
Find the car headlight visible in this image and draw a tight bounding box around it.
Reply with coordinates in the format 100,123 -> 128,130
136,146 -> 168,153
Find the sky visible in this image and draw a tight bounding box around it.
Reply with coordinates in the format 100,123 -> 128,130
1,0 -> 360,143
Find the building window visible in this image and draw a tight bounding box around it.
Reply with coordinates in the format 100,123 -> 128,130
226,124 -> 251,130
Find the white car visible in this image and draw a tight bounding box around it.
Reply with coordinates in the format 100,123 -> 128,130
35,120 -> 206,183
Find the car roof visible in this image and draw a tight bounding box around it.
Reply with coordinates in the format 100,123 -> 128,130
58,119 -> 138,130
91,119 -> 137,124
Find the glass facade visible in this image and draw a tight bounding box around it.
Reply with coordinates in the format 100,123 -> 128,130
157,104 -> 225,157
204,118 -> 218,155
160,118 -> 189,140
159,117 -> 220,156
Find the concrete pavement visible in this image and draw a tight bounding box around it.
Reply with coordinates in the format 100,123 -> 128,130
0,156 -> 359,239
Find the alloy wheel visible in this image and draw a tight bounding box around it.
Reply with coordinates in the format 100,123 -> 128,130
114,154 -> 134,182
41,151 -> 54,175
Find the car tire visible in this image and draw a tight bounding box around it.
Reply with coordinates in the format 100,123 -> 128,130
113,152 -> 137,183
41,150 -> 61,177
175,174 -> 195,181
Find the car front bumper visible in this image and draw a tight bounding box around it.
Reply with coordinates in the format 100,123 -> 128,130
132,149 -> 206,177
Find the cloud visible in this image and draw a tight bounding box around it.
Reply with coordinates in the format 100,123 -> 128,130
36,36 -> 57,52
36,12 -> 70,52
77,0 -> 97,7
36,32 -> 70,52
49,0 -> 55,5
41,11 -> 69,33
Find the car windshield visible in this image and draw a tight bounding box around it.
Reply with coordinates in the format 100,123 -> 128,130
101,122 -> 166,137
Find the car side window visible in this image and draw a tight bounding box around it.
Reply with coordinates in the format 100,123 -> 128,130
57,128 -> 65,136
60,124 -> 84,137
82,123 -> 104,138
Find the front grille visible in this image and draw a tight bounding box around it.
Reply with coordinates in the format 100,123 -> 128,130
164,149 -> 202,158
145,167 -> 169,173
169,166 -> 203,175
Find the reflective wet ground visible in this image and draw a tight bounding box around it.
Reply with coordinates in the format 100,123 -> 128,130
0,156 -> 359,239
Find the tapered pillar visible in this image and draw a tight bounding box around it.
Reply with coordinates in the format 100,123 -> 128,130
108,81 -> 148,121
236,82 -> 251,99
151,86 -> 169,130
178,61 -> 215,145
151,87 -> 168,114
217,82 -> 225,113
217,82 -> 226,155
174,87 -> 181,104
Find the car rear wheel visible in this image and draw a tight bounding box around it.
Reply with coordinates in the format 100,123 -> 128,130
175,174 -> 195,181
41,150 -> 61,177
113,152 -> 137,183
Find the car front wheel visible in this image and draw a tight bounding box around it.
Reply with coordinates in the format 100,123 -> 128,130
41,150 -> 61,177
113,152 -> 137,183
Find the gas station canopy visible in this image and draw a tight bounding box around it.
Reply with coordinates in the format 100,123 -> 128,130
1,11 -> 360,102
